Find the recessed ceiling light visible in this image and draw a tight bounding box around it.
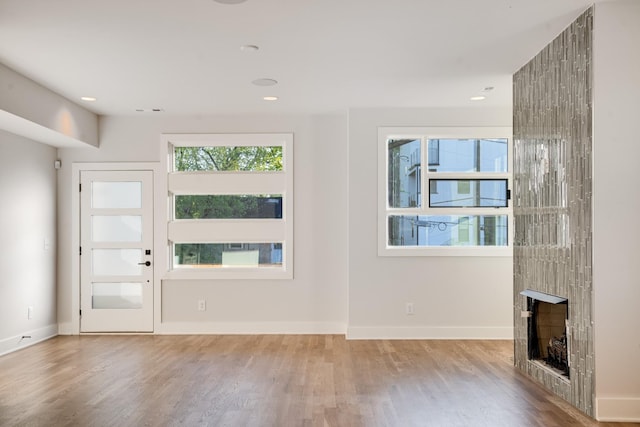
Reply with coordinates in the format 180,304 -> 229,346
263,96 -> 278,101
241,45 -> 259,52
213,0 -> 247,4
80,96 -> 96,102
252,78 -> 278,87
470,96 -> 486,101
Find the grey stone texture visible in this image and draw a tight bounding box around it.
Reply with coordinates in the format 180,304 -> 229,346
513,7 -> 594,417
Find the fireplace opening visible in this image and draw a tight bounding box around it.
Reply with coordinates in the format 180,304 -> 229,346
521,290 -> 569,378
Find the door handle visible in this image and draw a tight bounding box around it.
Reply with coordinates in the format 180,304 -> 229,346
138,261 -> 151,266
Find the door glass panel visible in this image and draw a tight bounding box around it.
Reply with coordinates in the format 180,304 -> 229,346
92,283 -> 143,309
92,181 -> 142,209
92,216 -> 142,242
92,249 -> 142,276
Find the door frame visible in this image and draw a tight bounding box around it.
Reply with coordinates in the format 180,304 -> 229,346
71,162 -> 163,334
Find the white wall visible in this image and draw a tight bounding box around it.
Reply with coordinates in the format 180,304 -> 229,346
0,130 -> 58,355
592,0 -> 640,421
56,109 -> 515,338
347,107 -> 514,339
57,114 -> 348,333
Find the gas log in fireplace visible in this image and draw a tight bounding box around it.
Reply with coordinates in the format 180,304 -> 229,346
521,290 -> 569,378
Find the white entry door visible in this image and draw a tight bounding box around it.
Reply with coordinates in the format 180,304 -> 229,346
80,170 -> 154,332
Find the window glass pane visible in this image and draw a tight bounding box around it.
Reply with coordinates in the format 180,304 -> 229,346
388,138 -> 421,208
92,181 -> 141,209
429,179 -> 507,207
92,215 -> 142,242
388,215 -> 508,247
427,139 -> 508,173
92,283 -> 142,309
92,249 -> 142,276
174,146 -> 283,172
175,195 -> 282,219
174,243 -> 283,268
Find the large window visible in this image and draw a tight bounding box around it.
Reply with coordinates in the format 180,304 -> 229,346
163,134 -> 293,278
379,127 -> 512,256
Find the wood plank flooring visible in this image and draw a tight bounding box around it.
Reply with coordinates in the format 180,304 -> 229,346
0,336 -> 637,427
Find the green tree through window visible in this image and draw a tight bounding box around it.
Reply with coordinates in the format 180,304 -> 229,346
175,146 -> 283,172
171,143 -> 287,269
174,146 -> 284,220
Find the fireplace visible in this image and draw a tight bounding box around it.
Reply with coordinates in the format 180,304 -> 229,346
513,7 -> 595,415
521,290 -> 569,378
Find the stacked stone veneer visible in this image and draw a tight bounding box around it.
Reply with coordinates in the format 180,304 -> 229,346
513,8 -> 594,416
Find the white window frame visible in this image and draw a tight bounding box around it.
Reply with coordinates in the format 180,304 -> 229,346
378,126 -> 513,257
161,133 -> 293,279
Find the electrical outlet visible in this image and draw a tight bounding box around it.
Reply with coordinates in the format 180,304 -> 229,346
28,306 -> 34,319
406,303 -> 414,315
197,300 -> 206,311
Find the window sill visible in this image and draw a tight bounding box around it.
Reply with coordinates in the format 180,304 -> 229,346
378,246 -> 513,257
162,268 -> 293,281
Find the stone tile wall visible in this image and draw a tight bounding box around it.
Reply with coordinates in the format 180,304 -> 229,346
513,7 -> 594,416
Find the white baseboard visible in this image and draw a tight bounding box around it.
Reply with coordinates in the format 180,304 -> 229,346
596,397 -> 640,422
0,324 -> 58,357
55,322 -> 514,340
346,326 -> 514,340
157,321 -> 347,335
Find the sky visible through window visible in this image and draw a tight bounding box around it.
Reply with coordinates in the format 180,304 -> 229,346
388,138 -> 509,247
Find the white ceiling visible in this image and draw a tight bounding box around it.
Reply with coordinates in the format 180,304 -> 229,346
0,0 -> 598,116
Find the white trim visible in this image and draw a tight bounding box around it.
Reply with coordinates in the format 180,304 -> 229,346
165,133 -> 291,149
157,321 -> 346,335
71,162 -> 163,335
382,245 -> 511,257
0,324 -> 58,357
163,266 -> 292,280
378,126 -> 513,257
168,219 -> 285,242
346,326 -> 514,340
169,171 -> 286,195
595,398 -> 640,422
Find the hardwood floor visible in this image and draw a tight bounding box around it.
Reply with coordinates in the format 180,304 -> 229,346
0,336 -> 637,427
